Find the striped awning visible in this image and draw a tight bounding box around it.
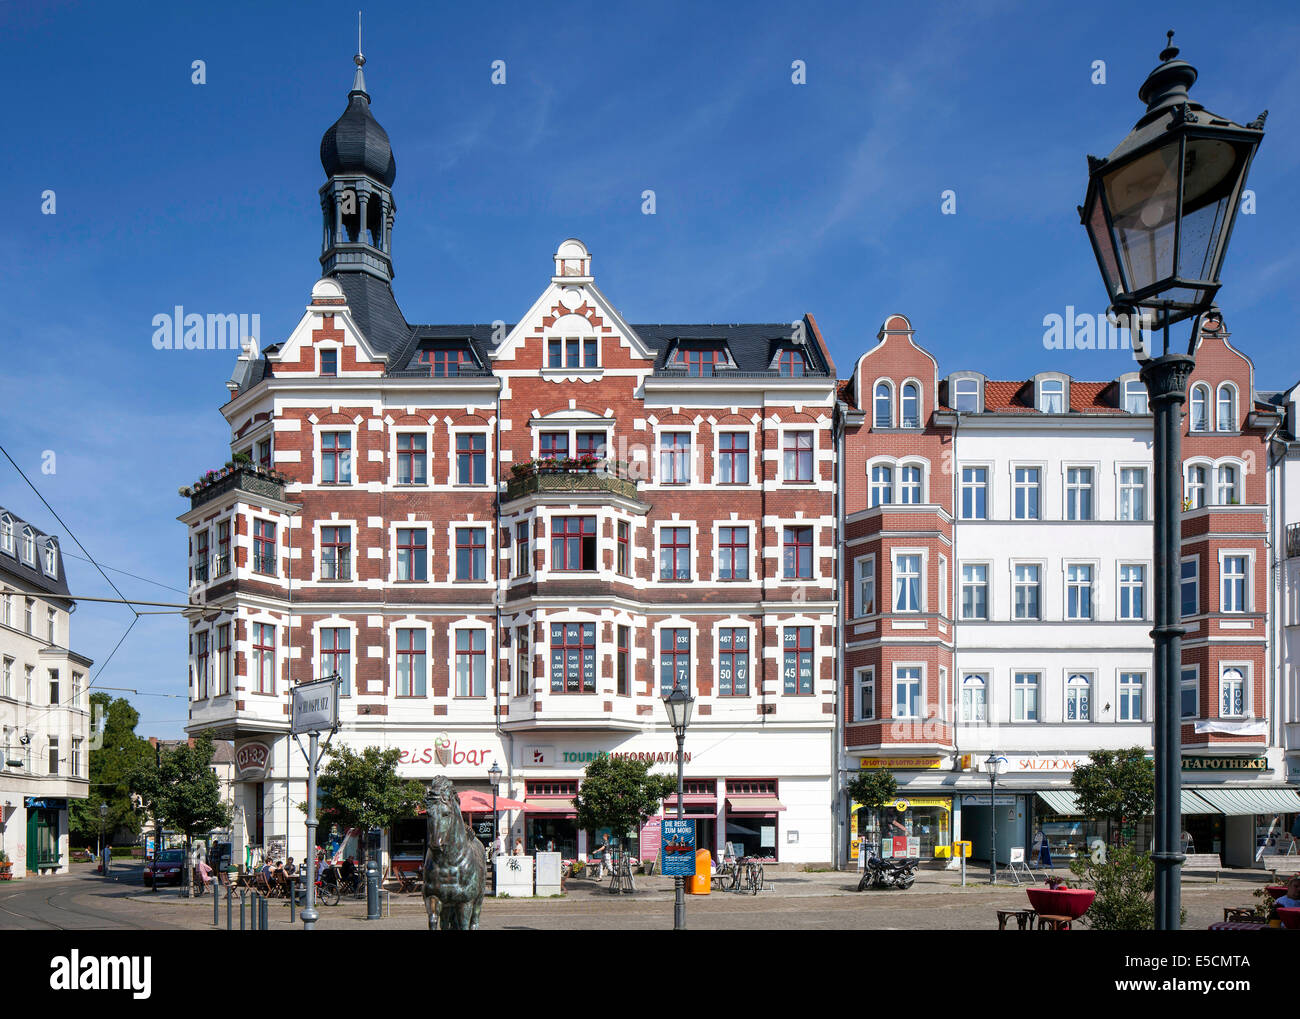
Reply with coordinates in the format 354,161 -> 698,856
1191,787 -> 1300,816
1179,790 -> 1220,814
725,796 -> 787,813
523,798 -> 576,814
1036,791 -> 1079,815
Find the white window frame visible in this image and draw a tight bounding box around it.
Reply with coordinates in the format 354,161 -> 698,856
892,663 -> 924,720
1065,562 -> 1095,620
952,376 -> 982,413
960,562 -> 990,620
0,515 -> 11,555
853,554 -> 876,618
1012,464 -> 1042,521
1118,671 -> 1146,722
1180,664 -> 1199,720
1012,671 -> 1040,722
1037,375 -> 1068,413
1215,462 -> 1242,505
1064,464 -> 1096,521
898,461 -> 925,505
1219,664 -> 1249,719
873,379 -> 894,429
900,379 -> 922,428
1190,383 -> 1211,431
1122,377 -> 1148,414
1012,561 -> 1043,620
1065,672 -> 1092,722
1180,556 -> 1199,618
892,549 -> 926,614
960,464 -> 990,520
1117,561 -> 1147,621
1218,550 -> 1252,613
855,667 -> 875,722
1216,382 -> 1238,431
961,673 -> 987,723
1117,465 -> 1147,522
1185,461 -> 1209,509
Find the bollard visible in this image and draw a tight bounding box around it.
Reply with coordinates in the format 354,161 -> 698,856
289,878 -> 297,924
226,883 -> 233,930
239,889 -> 246,931
214,880 -> 220,926
366,859 -> 380,920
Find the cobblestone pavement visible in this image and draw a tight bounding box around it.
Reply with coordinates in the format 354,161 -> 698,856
1,861 -> 1286,931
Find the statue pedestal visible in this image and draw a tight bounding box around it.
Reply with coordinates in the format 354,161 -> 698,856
495,855 -> 534,897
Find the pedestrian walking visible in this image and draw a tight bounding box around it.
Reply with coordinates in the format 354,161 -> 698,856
101,843 -> 111,877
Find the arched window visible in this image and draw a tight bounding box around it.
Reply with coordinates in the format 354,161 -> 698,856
1065,673 -> 1091,722
1039,379 -> 1065,413
874,382 -> 893,428
1190,384 -> 1210,431
1122,379 -> 1148,414
900,465 -> 923,504
1216,384 -> 1237,431
1215,464 -> 1239,505
20,528 -> 35,565
901,382 -> 921,428
961,674 -> 986,722
1220,668 -> 1245,718
1185,465 -> 1207,509
870,464 -> 893,507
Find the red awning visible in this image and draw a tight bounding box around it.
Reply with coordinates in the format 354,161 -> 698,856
523,798 -> 576,814
663,794 -> 717,808
725,796 -> 787,813
459,789 -> 529,814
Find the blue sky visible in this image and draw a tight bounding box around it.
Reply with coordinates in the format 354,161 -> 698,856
1,0 -> 1296,738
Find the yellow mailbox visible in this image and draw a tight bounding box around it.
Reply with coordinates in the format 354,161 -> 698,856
933,844 -> 952,859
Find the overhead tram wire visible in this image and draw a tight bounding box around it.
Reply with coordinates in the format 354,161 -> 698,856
58,549 -> 190,597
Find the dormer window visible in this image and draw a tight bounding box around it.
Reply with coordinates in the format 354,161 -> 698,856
775,349 -> 806,377
953,378 -> 981,413
320,349 -> 338,377
673,344 -> 729,376
1039,379 -> 1065,414
0,517 -> 11,555
1123,379 -> 1148,414
547,337 -> 598,369
20,528 -> 35,565
42,542 -> 57,579
414,341 -> 477,377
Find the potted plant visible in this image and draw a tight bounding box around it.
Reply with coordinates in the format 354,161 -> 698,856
0,850 -> 12,880
1045,875 -> 1071,890
1252,886 -> 1280,926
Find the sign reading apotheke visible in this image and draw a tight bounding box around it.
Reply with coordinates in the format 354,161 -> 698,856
1182,755 -> 1268,772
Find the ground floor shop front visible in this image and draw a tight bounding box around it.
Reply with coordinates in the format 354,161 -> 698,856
227,723 -> 835,870
0,796 -> 71,878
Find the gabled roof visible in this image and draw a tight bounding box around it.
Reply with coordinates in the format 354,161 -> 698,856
0,506 -> 72,600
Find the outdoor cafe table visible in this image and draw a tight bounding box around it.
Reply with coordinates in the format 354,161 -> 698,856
1025,886 -> 1096,921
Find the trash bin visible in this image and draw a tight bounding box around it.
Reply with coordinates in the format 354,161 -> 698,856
689,850 -> 711,895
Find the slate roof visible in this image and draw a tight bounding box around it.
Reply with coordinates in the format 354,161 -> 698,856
0,506 -> 72,600
634,324 -> 832,376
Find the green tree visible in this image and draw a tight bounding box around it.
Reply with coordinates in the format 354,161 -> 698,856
69,694 -> 153,848
1071,747 -> 1154,847
573,756 -> 676,852
1068,843 -> 1182,930
844,769 -> 898,853
309,745 -> 426,854
132,734 -> 232,896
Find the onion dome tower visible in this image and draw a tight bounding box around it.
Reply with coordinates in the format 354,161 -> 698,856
319,48 -> 397,281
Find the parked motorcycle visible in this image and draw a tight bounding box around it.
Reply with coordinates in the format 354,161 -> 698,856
857,853 -> 919,891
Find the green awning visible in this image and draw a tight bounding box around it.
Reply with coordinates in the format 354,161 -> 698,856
1036,791 -> 1079,814
1191,787 -> 1300,816
1180,790 -> 1219,814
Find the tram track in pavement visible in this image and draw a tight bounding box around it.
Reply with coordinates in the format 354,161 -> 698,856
0,872 -> 166,931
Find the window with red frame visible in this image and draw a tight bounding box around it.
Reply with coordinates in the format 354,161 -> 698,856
617,625 -> 631,696
396,528 -> 427,581
539,432 -> 569,461
718,526 -> 749,580
253,623 -> 276,693
545,338 -> 597,368
195,631 -> 209,699
395,628 -> 426,696
659,628 -> 691,695
216,623 -> 231,695
320,349 -> 338,376
253,520 -> 276,575
257,439 -> 272,468
455,630 -> 487,697
549,622 -> 596,693
616,521 -> 630,576
551,516 -> 596,571
718,432 -> 749,484
782,526 -> 813,579
719,627 -> 750,696
397,434 -> 427,484
321,526 -> 351,581
455,527 -> 487,581
319,627 -> 351,696
321,431 -> 351,484
776,349 -> 806,377
576,432 -> 607,460
456,433 -> 487,485
675,346 -> 725,376
659,433 -> 691,484
416,343 -> 474,377
216,520 -> 231,577
659,527 -> 691,581
783,431 -> 814,482
782,626 -> 814,694
194,530 -> 209,583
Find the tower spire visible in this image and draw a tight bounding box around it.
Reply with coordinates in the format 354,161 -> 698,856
351,12 -> 368,98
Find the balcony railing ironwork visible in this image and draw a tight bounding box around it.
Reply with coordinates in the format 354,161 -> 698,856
188,466 -> 286,511
505,461 -> 640,503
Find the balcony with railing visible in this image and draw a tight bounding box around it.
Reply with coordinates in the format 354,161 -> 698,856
505,459 -> 641,504
182,464 -> 288,512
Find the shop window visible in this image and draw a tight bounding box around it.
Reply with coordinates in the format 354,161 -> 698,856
782,626 -> 814,695
659,628 -> 691,695
551,623 -> 596,694
718,628 -> 749,696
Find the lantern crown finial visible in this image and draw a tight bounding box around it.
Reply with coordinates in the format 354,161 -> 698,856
1137,29 -> 1199,120
1160,30 -> 1178,63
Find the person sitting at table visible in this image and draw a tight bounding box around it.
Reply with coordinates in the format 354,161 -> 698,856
513,837 -> 524,856
284,857 -> 296,877
1276,875 -> 1300,908
340,857 -> 357,889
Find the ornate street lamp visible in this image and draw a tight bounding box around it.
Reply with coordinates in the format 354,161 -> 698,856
984,755 -> 1005,884
488,760 -> 502,894
1080,31 -> 1264,931
661,682 -> 694,931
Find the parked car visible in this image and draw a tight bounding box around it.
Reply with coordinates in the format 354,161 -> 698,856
143,848 -> 186,887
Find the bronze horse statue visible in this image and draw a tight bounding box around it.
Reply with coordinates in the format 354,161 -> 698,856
422,776 -> 485,930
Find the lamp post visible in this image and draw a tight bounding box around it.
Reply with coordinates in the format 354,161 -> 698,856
98,802 -> 107,877
1079,32 -> 1264,930
984,755 -> 1004,884
488,760 -> 502,895
661,681 -> 694,931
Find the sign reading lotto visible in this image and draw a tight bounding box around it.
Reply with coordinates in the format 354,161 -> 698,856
291,677 -> 338,735
660,819 -> 697,877
235,742 -> 272,780
1182,755 -> 1268,772
859,757 -> 942,770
